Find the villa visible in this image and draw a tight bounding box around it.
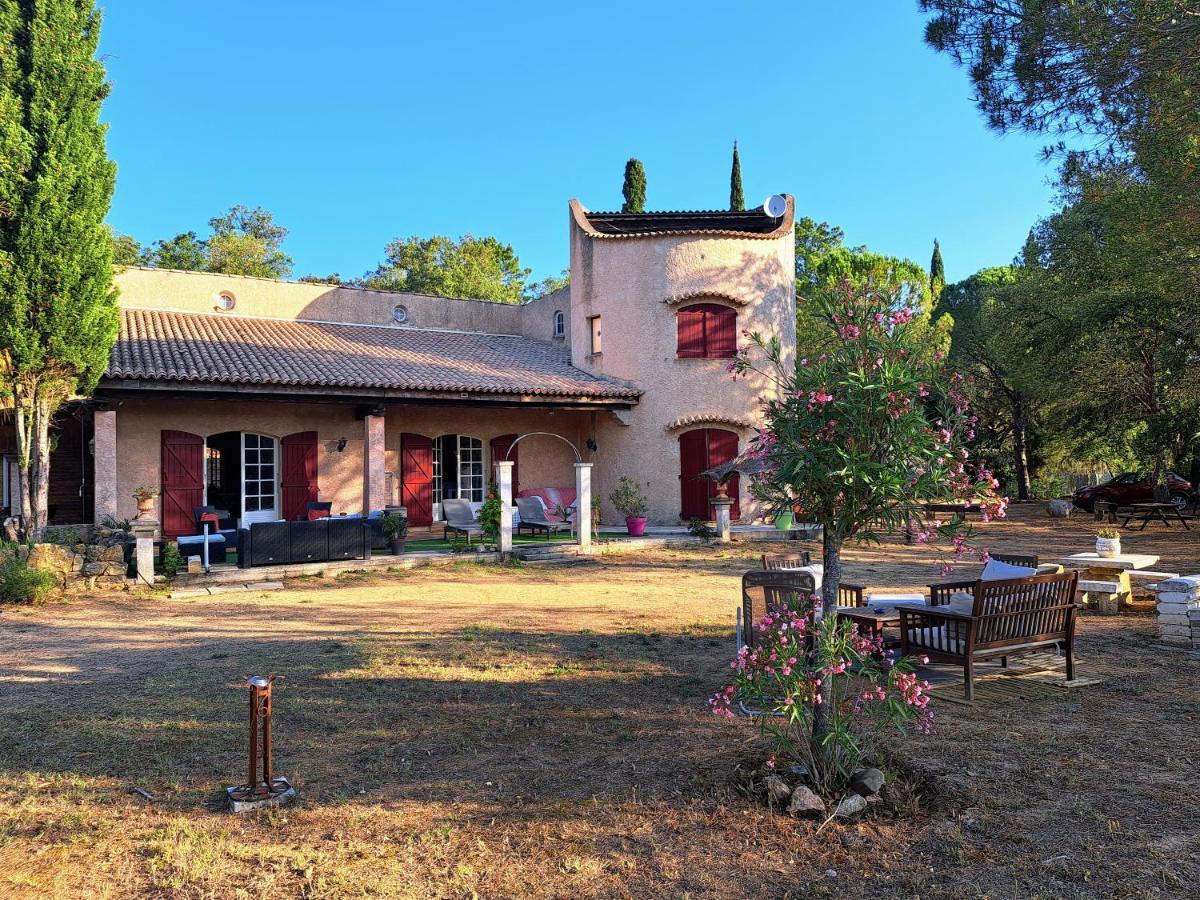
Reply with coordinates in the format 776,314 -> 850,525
2,197 -> 796,540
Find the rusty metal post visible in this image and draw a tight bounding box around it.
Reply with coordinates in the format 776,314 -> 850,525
227,674 -> 294,812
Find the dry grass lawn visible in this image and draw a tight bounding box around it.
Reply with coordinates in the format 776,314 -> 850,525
1,506 -> 1198,898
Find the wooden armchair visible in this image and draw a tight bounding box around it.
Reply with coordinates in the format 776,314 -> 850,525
928,552 -> 1040,606
761,552 -> 811,569
739,570 -> 818,649
899,571 -> 1078,699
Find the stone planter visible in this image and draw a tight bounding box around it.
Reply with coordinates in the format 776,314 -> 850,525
134,494 -> 156,520
1096,536 -> 1121,558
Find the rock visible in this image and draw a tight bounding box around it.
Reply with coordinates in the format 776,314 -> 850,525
2,517 -> 19,543
835,793 -> 868,818
82,561 -> 108,576
786,785 -> 825,818
850,767 -> 885,797
1047,499 -> 1073,518
764,774 -> 792,805
86,543 -> 125,563
28,543 -> 77,576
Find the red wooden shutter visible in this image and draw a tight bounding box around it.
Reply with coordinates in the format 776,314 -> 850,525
161,430 -> 204,540
707,306 -> 737,358
401,433 -> 434,526
676,307 -> 706,358
281,431 -> 319,521
679,430 -> 710,520
707,429 -> 741,518
489,434 -> 519,494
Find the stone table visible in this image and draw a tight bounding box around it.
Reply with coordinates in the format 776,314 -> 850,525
1058,553 -> 1161,614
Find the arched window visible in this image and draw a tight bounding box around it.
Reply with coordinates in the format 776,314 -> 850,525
677,303 -> 736,359
553,310 -> 565,338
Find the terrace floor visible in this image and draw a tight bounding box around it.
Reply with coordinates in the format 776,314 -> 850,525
0,505 -> 1197,897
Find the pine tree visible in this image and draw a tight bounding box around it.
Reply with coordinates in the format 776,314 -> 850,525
621,158 -> 646,213
0,0 -> 118,537
729,141 -> 744,211
929,239 -> 945,301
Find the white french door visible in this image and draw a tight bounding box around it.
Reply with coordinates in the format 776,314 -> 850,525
241,433 -> 279,524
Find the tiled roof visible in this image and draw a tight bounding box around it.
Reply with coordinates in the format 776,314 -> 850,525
106,308 -> 640,401
570,196 -> 794,240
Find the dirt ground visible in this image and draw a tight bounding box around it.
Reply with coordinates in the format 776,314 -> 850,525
0,505 -> 1197,898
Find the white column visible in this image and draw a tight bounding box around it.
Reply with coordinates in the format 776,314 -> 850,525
363,413 -> 386,513
712,496 -> 733,544
93,409 -> 118,522
574,462 -> 592,548
496,460 -> 514,554
131,520 -> 157,586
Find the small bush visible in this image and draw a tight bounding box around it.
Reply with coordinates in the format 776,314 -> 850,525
687,518 -> 716,543
42,526 -> 80,546
0,555 -> 57,604
1097,527 -> 1121,539
159,542 -> 183,578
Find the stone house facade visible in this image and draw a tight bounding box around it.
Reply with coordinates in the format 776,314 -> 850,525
1,196 -> 796,537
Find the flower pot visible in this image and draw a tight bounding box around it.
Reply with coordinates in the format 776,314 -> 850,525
625,516 -> 647,537
1096,536 -> 1121,558
389,539 -> 406,556
134,495 -> 156,520
774,511 -> 794,531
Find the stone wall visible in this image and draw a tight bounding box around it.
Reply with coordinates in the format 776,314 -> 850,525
1155,576 -> 1200,647
24,521 -> 132,591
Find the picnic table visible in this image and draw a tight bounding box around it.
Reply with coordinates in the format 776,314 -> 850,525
1120,502 -> 1191,531
1058,552 -> 1162,614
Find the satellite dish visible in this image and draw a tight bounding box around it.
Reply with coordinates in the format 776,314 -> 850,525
762,194 -> 787,218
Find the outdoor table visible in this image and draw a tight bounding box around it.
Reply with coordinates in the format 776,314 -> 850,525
1120,502 -> 1191,531
1058,552 -> 1161,614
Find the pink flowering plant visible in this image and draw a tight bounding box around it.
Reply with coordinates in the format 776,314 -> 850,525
717,278 -> 1004,779
711,596 -> 933,795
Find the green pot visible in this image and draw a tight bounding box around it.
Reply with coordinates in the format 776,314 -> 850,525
774,511 -> 794,531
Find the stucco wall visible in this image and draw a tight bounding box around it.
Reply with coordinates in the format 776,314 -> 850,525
519,285 -> 571,345
568,203 -> 796,524
109,398 -> 591,526
114,267 -> 526,335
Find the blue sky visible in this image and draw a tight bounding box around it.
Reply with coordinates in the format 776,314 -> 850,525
99,1 -> 1061,285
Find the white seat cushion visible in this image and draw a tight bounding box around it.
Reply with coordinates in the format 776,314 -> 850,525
867,592 -> 926,609
946,592 -> 976,616
906,626 -> 964,655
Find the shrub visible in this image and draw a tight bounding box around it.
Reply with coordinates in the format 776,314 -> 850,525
479,481 -> 502,547
1097,527 -> 1121,539
0,555 -> 57,604
608,476 -> 648,519
159,542 -> 182,578
711,594 -> 933,798
381,512 -> 408,542
687,518 -> 716,543
42,526 -> 80,546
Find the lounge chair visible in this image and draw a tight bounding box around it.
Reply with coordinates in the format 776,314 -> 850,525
515,497 -> 572,540
738,569 -> 819,650
441,498 -> 483,545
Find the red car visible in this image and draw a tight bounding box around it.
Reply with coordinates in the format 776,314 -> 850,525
1071,472 -> 1194,511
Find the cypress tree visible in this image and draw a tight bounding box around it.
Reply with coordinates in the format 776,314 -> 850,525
621,158 -> 646,213
0,0 -> 118,536
729,141 -> 744,211
929,239 -> 945,300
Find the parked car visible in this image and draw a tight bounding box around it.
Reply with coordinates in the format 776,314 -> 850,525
1071,472 -> 1194,511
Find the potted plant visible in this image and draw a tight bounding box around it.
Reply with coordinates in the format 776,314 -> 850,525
1096,527 -> 1121,559
609,476 -> 649,536
774,508 -> 795,531
132,486 -> 158,520
381,511 -> 408,555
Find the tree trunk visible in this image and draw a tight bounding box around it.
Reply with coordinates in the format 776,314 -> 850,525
1011,393 -> 1031,501
814,527 -> 842,754
11,384 -> 55,540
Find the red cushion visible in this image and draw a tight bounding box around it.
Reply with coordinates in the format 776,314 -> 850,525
306,508 -> 330,521
199,512 -> 221,526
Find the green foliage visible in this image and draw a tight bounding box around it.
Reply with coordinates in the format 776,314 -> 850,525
108,227 -> 145,267
687,518 -> 716,544
729,141 -> 744,211
621,158 -> 646,213
0,553 -> 56,605
41,526 -> 80,546
928,239 -> 945,300
478,481 -> 503,547
608,476 -> 648,519
364,234 -> 530,304
159,542 -> 182,579
523,270 -> 569,302
380,512 -> 408,542
206,205 -> 293,278
146,231 -> 207,271
298,273 -> 344,285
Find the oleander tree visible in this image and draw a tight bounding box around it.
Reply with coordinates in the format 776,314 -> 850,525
730,277 -> 1005,755
0,0 -> 119,537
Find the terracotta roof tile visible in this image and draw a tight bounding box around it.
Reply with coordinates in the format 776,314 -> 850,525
107,308 -> 640,401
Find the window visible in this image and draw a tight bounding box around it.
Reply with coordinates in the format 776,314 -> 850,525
589,315 -> 602,354
553,310 -> 565,338
243,433 -> 277,514
215,291 -> 236,311
392,304 -> 410,324
205,446 -> 222,490
433,434 -> 484,504
677,303 -> 736,358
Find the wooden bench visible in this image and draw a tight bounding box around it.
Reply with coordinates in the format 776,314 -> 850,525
899,572 -> 1079,700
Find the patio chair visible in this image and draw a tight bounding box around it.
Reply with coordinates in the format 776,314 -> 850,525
761,552 -> 811,569
441,498 -> 483,545
927,552 -> 1040,606
515,497 -> 572,540
738,569 -> 819,650
302,501 -> 332,521
899,571 -> 1079,699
